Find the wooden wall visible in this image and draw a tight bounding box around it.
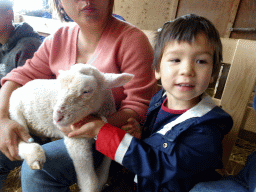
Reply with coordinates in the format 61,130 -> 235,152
114,0 -> 178,31
114,0 -> 256,40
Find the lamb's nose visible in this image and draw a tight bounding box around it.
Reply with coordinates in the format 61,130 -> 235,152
57,107 -> 65,113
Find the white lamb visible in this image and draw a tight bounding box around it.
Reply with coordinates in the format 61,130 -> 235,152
9,64 -> 134,192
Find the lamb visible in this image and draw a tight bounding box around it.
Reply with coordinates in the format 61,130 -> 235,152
9,64 -> 134,192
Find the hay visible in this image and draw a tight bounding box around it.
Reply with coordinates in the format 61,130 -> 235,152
230,138 -> 256,163
221,138 -> 256,176
3,167 -> 21,192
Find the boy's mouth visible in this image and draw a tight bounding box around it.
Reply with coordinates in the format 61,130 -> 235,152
176,83 -> 195,91
177,84 -> 194,87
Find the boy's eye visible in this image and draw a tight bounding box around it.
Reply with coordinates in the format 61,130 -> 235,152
170,59 -> 180,63
196,60 -> 208,64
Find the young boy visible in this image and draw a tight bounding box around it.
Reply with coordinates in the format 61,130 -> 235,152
68,14 -> 233,192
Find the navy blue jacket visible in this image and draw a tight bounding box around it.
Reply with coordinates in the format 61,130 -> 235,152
96,89 -> 233,192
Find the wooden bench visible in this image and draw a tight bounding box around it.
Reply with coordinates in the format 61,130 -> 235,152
142,30 -> 256,170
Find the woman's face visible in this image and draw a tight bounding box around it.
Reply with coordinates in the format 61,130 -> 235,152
60,0 -> 111,25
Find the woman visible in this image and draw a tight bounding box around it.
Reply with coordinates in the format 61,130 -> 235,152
0,0 -> 157,191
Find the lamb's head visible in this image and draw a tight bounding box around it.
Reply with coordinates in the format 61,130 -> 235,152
53,64 -> 134,128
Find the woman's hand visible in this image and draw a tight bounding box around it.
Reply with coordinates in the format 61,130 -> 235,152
57,126 -> 73,136
68,115 -> 105,139
121,118 -> 142,139
0,81 -> 31,161
0,118 -> 31,161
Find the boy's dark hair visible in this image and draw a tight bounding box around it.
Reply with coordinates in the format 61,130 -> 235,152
153,14 -> 222,80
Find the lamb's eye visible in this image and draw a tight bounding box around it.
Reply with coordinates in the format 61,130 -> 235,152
82,89 -> 93,95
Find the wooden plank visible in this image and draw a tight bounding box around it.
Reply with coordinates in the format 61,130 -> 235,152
214,63 -> 231,99
142,30 -> 156,47
242,107 -> 256,133
224,0 -> 241,38
114,0 -> 176,30
221,38 -> 238,64
213,38 -> 239,99
168,0 -> 179,20
212,98 -> 221,106
221,39 -> 256,166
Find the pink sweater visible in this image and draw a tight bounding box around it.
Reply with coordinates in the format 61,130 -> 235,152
2,17 -> 157,117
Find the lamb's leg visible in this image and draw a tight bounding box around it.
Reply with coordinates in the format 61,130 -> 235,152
64,137 -> 100,192
18,141 -> 46,170
10,110 -> 46,170
96,157 -> 111,188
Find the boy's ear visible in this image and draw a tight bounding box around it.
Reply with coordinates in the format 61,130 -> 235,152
155,71 -> 161,80
210,76 -> 214,83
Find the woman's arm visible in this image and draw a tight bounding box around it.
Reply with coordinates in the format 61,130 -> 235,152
0,81 -> 31,161
116,29 -> 157,117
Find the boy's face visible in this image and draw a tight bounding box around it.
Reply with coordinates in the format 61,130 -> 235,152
155,33 -> 214,110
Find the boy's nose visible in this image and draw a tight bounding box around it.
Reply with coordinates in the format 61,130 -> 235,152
179,61 -> 195,76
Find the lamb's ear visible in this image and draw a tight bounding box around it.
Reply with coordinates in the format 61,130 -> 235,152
103,73 -> 134,89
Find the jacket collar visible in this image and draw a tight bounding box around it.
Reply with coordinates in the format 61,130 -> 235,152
147,89 -> 166,113
157,93 -> 216,135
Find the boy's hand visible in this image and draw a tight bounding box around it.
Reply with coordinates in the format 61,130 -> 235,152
121,118 -> 142,139
68,115 -> 105,139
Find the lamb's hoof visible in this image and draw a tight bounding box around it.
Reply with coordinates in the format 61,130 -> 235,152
30,161 -> 43,170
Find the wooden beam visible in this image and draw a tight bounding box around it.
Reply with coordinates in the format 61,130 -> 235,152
168,0 -> 179,20
224,0 -> 241,38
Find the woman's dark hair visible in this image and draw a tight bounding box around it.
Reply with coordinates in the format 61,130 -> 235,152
152,14 -> 222,79
49,0 -> 114,22
49,0 -> 70,21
